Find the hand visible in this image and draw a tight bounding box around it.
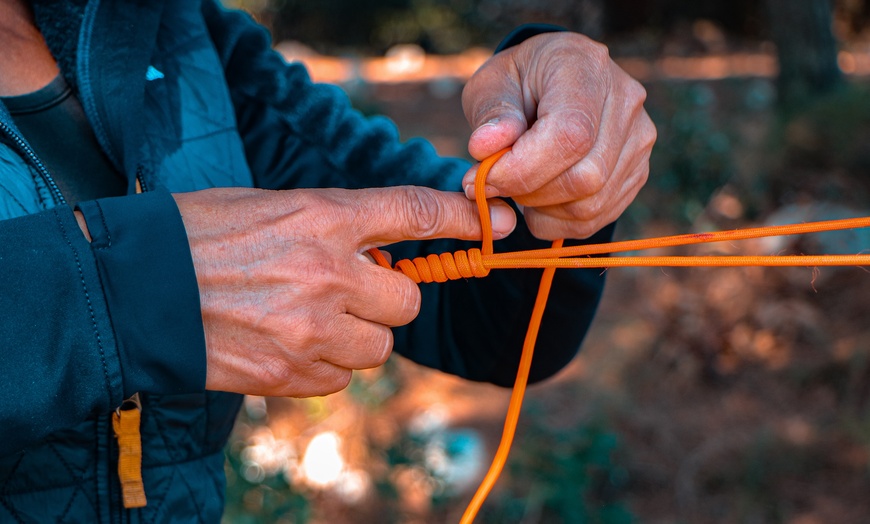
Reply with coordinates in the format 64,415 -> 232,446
461,32 -> 656,240
173,186 -> 516,397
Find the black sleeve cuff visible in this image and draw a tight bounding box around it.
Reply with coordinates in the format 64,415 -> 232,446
77,191 -> 206,396
495,23 -> 567,53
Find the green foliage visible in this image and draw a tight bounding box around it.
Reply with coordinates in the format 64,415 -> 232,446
223,440 -> 311,524
223,369 -> 634,523
765,83 -> 870,207
780,84 -> 870,164
696,431 -> 826,523
479,408 -> 634,524
625,83 -> 735,232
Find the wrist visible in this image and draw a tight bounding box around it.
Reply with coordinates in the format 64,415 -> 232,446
73,209 -> 92,242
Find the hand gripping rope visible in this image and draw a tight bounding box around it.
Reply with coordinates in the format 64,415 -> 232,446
368,147 -> 870,523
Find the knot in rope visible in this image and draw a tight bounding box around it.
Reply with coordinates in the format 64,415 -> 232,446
368,147 -> 506,285
393,248 -> 489,283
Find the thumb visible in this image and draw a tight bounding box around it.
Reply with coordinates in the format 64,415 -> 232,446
467,110 -> 527,162
462,56 -> 529,163
462,113 -> 526,199
350,187 -> 517,245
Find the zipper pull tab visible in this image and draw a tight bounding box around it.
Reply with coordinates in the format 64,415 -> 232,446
112,393 -> 147,508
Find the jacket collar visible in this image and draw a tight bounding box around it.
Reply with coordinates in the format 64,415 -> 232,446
32,0 -> 88,93
34,0 -> 166,179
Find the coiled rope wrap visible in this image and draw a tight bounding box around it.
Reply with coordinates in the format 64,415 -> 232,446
370,248 -> 489,283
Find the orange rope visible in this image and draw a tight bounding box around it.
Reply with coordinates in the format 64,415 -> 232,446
368,147 -> 870,523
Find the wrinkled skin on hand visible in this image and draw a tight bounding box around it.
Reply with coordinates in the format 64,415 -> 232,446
164,32 -> 653,399
173,186 -> 516,397
462,32 -> 656,240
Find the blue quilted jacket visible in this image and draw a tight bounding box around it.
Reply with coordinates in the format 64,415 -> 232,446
0,1 -> 610,521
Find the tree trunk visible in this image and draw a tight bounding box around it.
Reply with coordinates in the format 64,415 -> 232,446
765,0 -> 842,107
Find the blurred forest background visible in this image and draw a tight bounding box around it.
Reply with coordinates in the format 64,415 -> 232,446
220,0 -> 870,522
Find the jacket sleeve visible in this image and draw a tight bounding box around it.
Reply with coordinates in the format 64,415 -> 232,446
202,2 -> 612,386
0,191 -> 206,456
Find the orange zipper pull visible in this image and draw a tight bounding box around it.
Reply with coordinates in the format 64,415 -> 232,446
112,393 -> 147,508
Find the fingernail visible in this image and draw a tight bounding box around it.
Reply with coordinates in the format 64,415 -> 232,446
463,183 -> 499,199
475,118 -> 500,131
490,205 -> 515,235
470,119 -> 500,141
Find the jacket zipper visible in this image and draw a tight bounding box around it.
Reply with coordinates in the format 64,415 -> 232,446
135,166 -> 148,194
0,121 -> 67,206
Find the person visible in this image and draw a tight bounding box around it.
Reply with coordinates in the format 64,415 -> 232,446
0,0 -> 655,520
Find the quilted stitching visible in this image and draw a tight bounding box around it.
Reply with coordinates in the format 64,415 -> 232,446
0,415 -> 229,522
0,421 -> 101,523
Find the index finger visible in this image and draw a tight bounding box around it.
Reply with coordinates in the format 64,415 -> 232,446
464,108 -> 601,200
341,186 -> 518,246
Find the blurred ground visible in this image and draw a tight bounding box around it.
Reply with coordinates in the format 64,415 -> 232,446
224,52 -> 870,524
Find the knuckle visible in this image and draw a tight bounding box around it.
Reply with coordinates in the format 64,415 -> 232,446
564,199 -> 599,223
582,154 -> 609,194
583,171 -> 608,198
377,273 -> 421,326
325,369 -> 353,394
560,38 -> 613,86
293,189 -> 349,235
255,355 -> 296,393
641,115 -> 658,149
634,162 -> 651,189
570,222 -> 599,239
293,367 -> 352,398
288,312 -> 324,349
504,168 -> 536,196
399,187 -> 443,238
625,77 -> 648,106
564,154 -> 607,198
562,33 -> 610,64
524,212 -> 560,241
294,366 -> 353,398
395,278 -> 422,325
584,196 -> 607,220
563,215 -> 600,239
588,40 -> 612,66
555,111 -> 597,159
297,256 -> 340,287
293,189 -> 332,215
368,328 -> 394,367
563,202 -> 588,221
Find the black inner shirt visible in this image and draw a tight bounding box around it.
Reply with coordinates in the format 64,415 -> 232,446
1,75 -> 128,207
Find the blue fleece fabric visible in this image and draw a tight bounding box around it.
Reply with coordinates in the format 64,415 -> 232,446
0,2 -> 611,521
